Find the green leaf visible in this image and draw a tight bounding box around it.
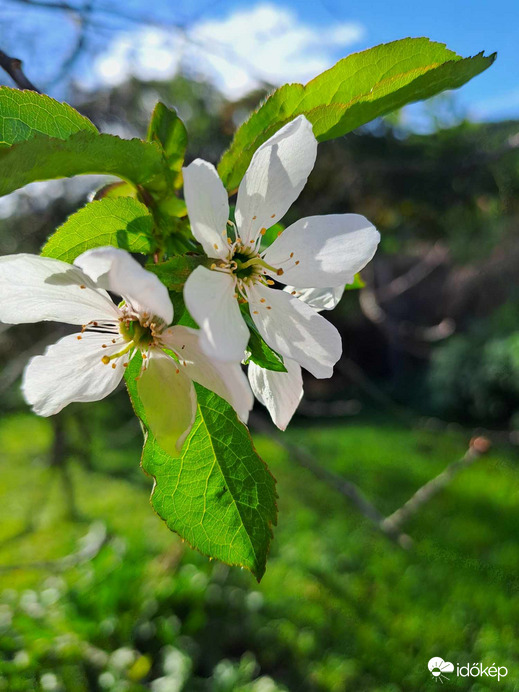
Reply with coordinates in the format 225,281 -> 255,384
0,131 -> 167,197
93,180 -> 139,201
147,102 -> 187,185
147,254 -> 209,291
218,38 -> 496,190
42,197 -> 155,263
0,87 -> 97,146
345,273 -> 365,290
170,292 -> 198,328
126,356 -> 277,580
247,328 -> 287,373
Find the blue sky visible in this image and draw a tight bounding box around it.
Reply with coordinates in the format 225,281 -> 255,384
1,0 -> 517,122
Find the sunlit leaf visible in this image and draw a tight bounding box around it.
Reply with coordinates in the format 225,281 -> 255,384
0,86 -> 97,145
147,102 -> 187,186
218,38 -> 496,190
126,355 -> 277,580
42,197 -> 155,262
0,131 -> 168,197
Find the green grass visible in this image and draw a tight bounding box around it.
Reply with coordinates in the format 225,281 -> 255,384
0,411 -> 518,691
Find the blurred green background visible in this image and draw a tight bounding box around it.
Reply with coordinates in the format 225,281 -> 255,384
2,5 -> 519,690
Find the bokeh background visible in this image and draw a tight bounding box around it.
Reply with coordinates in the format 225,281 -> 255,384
1,1 -> 519,690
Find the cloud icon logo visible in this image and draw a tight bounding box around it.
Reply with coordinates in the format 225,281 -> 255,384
428,657 -> 454,682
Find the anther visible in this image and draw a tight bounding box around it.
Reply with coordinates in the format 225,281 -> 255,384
227,237 -> 232,244
271,214 -> 275,218
290,252 -> 294,258
211,263 -> 216,269
266,306 -> 272,310
260,298 -> 266,303
80,285 -> 86,289
252,215 -> 257,220
295,260 -> 300,265
176,368 -> 180,374
101,356 -> 110,365
102,344 -> 107,348
77,335 -> 82,340
260,228 -> 266,235
291,291 -> 297,295
112,339 -> 116,344
276,268 -> 284,276
253,310 -> 259,314
213,243 -> 219,250
111,363 -> 116,369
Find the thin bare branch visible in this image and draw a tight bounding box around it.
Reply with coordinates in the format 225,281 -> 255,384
0,48 -> 40,91
382,436 -> 491,533
0,522 -> 108,573
250,413 -> 412,548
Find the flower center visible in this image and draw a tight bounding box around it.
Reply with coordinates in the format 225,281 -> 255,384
119,319 -> 155,348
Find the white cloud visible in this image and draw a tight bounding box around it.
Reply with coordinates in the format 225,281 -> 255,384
90,3 -> 365,99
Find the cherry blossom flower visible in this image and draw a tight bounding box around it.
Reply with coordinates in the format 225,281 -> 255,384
182,115 -> 380,378
248,286 -> 345,430
0,247 -> 253,455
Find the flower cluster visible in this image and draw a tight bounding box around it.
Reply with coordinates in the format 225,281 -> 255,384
0,115 -> 379,452
182,115 -> 379,429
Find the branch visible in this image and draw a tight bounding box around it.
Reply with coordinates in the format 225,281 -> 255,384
0,49 -> 40,91
382,436 -> 491,533
0,522 -> 108,573
250,413 -> 412,548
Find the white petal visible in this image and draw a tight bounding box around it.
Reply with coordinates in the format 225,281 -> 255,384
264,214 -> 380,288
248,358 -> 303,430
22,332 -> 126,416
247,283 -> 342,379
75,247 -> 173,324
284,285 -> 345,312
162,325 -> 253,423
137,349 -> 197,456
182,159 -> 229,260
235,116 -> 317,245
0,254 -> 119,326
183,266 -> 249,362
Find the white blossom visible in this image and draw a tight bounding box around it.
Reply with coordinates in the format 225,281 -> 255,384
248,286 -> 345,429
182,115 -> 380,378
0,247 -> 253,455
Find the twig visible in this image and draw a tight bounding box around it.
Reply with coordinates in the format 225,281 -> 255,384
382,436 -> 491,533
0,49 -> 40,91
0,522 -> 108,573
250,413 -> 412,548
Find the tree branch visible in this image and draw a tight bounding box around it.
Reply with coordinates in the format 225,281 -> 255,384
0,49 -> 40,92
250,413 -> 412,548
382,436 -> 491,533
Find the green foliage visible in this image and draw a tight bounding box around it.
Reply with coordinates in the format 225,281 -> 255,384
0,131 -> 167,198
345,273 -> 365,290
147,102 -> 188,185
247,326 -> 287,373
429,322 -> 519,422
218,38 -> 496,190
0,87 -> 97,145
1,414 -> 519,690
126,356 -> 277,580
147,254 -> 208,291
42,197 -> 155,262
